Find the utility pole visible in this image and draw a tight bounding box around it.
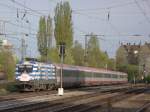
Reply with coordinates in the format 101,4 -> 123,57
21,34 -> 27,61
0,21 -> 6,38
21,37 -> 25,61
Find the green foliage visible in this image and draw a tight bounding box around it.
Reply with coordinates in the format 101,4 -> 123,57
117,64 -> 138,81
72,41 -> 84,66
47,47 -> 74,65
37,15 -> 53,61
54,1 -> 74,65
54,1 -> 73,48
0,50 -> 15,81
47,48 -> 60,63
116,46 -> 128,65
6,82 -> 18,92
64,48 -> 74,65
36,1 -> 115,70
86,34 -> 109,68
47,16 -> 53,48
87,34 -> 100,67
107,58 -> 115,70
143,75 -> 150,83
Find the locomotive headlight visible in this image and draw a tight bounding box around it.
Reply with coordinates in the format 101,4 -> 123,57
20,72 -> 31,81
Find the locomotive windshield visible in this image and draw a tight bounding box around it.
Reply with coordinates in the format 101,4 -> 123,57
18,65 -> 33,73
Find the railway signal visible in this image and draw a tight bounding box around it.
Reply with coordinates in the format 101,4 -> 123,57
58,42 -> 66,96
59,42 -> 65,57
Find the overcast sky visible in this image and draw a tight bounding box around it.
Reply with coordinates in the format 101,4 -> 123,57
0,0 -> 150,58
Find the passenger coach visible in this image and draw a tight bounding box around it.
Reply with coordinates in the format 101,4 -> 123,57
55,64 -> 127,87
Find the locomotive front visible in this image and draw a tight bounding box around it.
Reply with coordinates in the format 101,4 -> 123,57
16,62 -> 34,91
16,65 -> 33,81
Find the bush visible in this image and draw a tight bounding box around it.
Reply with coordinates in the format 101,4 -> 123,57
144,75 -> 150,83
0,50 -> 16,81
6,82 -> 18,92
0,88 -> 8,95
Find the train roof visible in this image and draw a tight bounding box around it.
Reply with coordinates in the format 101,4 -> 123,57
54,64 -> 127,75
16,61 -> 127,75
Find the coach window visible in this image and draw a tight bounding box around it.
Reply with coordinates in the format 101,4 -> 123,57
101,73 -> 104,78
95,73 -> 98,77
87,72 -> 91,77
97,73 -> 101,77
105,74 -> 109,78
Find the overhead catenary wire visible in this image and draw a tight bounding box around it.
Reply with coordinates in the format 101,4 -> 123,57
0,2 -> 39,32
0,1 -> 49,20
134,0 -> 150,24
10,0 -> 45,16
0,20 -> 37,32
73,11 -> 121,36
0,2 -> 42,17
72,1 -> 135,12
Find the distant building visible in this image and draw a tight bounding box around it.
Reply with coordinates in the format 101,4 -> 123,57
116,42 -> 150,76
0,39 -> 13,51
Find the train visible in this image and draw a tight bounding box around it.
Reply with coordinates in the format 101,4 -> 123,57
15,60 -> 128,91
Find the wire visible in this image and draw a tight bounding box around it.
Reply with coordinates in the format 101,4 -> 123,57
0,2 -> 42,17
74,26 -> 88,34
144,0 -> 150,9
0,33 -> 37,36
134,0 -> 150,24
73,11 -> 106,21
0,20 -> 37,32
72,1 -> 135,12
10,0 -> 45,16
0,2 -> 17,10
73,11 -> 121,36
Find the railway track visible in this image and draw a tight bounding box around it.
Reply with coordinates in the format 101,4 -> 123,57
46,88 -> 148,112
0,84 -> 131,102
0,84 -> 146,112
0,86 -> 148,112
135,102 -> 150,112
0,91 -> 118,112
0,90 -> 57,102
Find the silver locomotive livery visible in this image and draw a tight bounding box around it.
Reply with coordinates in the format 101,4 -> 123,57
16,61 -> 56,91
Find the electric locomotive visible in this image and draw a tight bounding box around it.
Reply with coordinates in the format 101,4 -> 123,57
15,61 -> 56,91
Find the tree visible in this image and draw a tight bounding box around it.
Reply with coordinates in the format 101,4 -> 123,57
87,34 -> 108,68
116,46 -> 128,67
117,64 -> 138,81
107,58 -> 115,70
46,16 -> 53,49
64,48 -> 74,64
72,41 -> 84,66
54,1 -> 74,64
0,50 -> 15,81
54,1 -> 73,48
47,48 -> 60,63
37,16 -> 53,61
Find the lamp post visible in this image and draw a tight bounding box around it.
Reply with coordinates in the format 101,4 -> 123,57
133,50 -> 139,84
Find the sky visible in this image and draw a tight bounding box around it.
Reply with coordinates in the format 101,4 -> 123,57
0,0 -> 150,58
